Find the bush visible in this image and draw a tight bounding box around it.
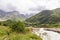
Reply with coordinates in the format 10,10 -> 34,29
11,21 -> 25,33
3,20 -> 16,26
0,20 -> 26,33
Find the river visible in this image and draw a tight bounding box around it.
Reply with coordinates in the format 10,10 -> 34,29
32,28 -> 60,40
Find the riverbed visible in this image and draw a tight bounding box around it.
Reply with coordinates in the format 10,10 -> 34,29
32,28 -> 60,40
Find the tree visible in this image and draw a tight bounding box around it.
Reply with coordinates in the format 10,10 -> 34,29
0,20 -> 26,33
11,21 -> 25,33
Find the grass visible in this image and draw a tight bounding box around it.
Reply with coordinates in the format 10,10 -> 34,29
8,33 -> 42,40
0,26 -> 42,40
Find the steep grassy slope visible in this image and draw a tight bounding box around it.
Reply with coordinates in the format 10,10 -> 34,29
26,8 -> 60,24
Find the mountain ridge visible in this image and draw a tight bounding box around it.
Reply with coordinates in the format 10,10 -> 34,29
0,10 -> 27,21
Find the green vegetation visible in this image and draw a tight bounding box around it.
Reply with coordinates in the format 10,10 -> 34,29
9,33 -> 42,40
0,20 -> 42,40
0,26 -> 42,40
0,20 -> 26,33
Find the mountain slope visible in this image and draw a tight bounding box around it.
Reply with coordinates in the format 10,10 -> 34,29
0,10 -> 27,21
26,8 -> 60,24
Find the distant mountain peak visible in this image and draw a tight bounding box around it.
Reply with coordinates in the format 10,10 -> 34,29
0,9 -> 27,21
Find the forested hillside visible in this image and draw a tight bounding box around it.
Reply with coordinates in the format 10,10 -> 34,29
26,8 -> 60,27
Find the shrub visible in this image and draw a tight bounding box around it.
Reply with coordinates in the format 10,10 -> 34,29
11,21 -> 25,33
2,20 -> 16,26
0,20 -> 26,33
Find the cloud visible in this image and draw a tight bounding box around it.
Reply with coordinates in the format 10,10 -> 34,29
33,0 -> 60,9
0,0 -> 60,14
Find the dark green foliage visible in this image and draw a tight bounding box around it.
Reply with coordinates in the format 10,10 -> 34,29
2,20 -> 15,26
11,21 -> 25,33
0,20 -> 26,33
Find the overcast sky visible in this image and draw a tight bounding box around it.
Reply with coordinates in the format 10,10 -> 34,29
0,0 -> 60,14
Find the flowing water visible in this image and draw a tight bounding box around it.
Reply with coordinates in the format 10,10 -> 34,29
33,28 -> 60,40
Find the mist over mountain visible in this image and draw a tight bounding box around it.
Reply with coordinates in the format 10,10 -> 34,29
0,10 -> 27,21
25,13 -> 36,18
0,0 -> 60,15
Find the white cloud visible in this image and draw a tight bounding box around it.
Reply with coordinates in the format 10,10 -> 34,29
33,0 -> 60,9
0,0 -> 60,14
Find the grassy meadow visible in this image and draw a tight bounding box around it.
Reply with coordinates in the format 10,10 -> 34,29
0,20 -> 42,40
